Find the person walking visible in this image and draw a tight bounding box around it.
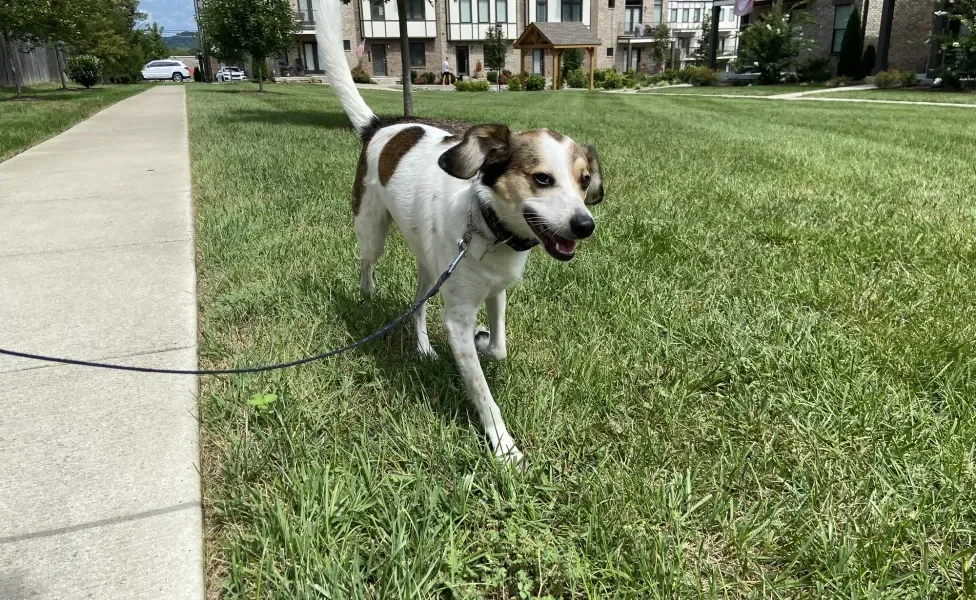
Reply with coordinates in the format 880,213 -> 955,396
441,57 -> 451,85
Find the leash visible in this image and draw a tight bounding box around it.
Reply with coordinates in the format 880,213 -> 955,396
0,236 -> 471,376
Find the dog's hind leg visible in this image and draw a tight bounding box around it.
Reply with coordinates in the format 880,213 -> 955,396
414,265 -> 437,358
354,191 -> 391,298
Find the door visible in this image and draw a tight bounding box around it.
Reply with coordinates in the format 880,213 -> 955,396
627,48 -> 641,71
303,42 -> 319,73
532,49 -> 544,75
456,46 -> 469,76
372,44 -> 387,76
624,0 -> 643,33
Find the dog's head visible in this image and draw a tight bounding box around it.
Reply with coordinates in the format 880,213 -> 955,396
438,124 -> 604,261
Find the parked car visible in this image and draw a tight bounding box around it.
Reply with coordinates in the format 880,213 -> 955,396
216,67 -> 246,82
141,60 -> 191,82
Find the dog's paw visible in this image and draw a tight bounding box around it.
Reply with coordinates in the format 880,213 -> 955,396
474,327 -> 506,361
495,444 -> 525,467
417,345 -> 439,360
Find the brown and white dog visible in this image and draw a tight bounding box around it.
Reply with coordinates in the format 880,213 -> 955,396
317,0 -> 604,462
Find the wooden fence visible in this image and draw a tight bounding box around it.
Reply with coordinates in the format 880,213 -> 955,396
1,40 -> 62,88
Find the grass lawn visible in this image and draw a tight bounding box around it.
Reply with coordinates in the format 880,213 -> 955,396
189,83 -> 976,598
639,83 -> 828,96
825,88 -> 976,105
0,82 -> 150,162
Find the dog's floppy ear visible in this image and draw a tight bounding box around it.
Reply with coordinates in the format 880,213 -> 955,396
583,145 -> 604,205
438,124 -> 512,180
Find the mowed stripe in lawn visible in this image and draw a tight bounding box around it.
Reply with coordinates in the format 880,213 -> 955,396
188,84 -> 976,598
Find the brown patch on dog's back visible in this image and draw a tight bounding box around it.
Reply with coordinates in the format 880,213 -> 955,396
378,126 -> 425,186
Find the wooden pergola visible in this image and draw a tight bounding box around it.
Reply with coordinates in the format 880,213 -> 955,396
513,23 -> 602,91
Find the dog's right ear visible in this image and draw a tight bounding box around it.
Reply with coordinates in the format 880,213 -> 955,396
438,124 -> 512,180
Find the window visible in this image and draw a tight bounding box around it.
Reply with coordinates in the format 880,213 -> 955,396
496,0 -> 507,21
606,47 -> 614,57
460,0 -> 472,22
536,0 -> 547,21
832,4 -> 852,53
479,0 -> 490,22
670,8 -> 677,22
653,0 -> 662,24
406,0 -> 425,20
533,48 -> 545,73
693,8 -> 700,22
680,36 -> 690,52
682,8 -> 689,22
718,36 -> 726,52
343,40 -> 351,51
608,0 -> 614,7
409,41 -> 426,67
561,0 -> 582,21
370,1 -> 384,19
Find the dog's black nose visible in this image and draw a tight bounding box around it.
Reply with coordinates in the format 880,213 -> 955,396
570,213 -> 595,239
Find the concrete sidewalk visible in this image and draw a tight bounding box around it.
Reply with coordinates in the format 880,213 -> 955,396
0,86 -> 203,599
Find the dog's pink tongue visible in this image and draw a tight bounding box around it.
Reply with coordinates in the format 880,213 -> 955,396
555,239 -> 577,255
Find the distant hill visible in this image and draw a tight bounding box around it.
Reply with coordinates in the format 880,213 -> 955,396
164,31 -> 198,52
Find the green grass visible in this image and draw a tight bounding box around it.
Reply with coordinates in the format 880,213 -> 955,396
640,83 -> 827,96
825,88 -> 976,105
189,83 -> 976,598
0,82 -> 150,162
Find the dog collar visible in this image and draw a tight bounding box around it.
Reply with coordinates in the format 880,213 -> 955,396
477,201 -> 539,252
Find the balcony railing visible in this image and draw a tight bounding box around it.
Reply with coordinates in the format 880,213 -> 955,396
296,10 -> 316,29
617,22 -> 658,38
447,22 -> 519,41
361,19 -> 437,38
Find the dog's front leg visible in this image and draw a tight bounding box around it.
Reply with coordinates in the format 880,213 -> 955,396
475,291 -> 507,361
443,301 -> 522,463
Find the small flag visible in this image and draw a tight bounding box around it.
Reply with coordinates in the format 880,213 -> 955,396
356,39 -> 366,57
733,0 -> 753,17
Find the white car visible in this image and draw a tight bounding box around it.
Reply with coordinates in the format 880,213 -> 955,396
141,60 -> 191,82
216,67 -> 246,82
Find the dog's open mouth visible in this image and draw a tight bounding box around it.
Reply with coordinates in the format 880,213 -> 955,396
524,209 -> 576,261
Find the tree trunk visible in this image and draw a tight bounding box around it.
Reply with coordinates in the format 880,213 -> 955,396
257,57 -> 265,92
3,33 -> 22,97
55,45 -> 68,90
395,0 -> 414,117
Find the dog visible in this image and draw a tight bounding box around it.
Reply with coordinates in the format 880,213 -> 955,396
316,0 -> 604,462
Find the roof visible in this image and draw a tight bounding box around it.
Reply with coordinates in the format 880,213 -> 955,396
513,22 -> 602,48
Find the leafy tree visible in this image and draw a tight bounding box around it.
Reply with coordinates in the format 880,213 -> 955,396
860,43 -> 876,77
836,6 -> 863,78
484,24 -> 507,91
736,7 -> 812,84
933,0 -> 976,89
649,24 -> 670,71
198,0 -> 297,92
0,0 -> 51,96
561,47 -> 582,78
694,14 -> 712,65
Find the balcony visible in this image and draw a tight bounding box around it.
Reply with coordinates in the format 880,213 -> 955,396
295,8 -> 317,31
447,22 -> 519,41
617,22 -> 661,41
360,19 -> 437,38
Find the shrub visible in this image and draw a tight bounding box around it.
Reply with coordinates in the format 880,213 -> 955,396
506,74 -> 523,90
66,55 -> 102,89
455,79 -> 490,91
564,67 -> 587,88
486,71 -> 497,83
593,68 -> 607,85
422,71 -> 436,84
622,68 -> 638,88
874,68 -> 918,89
410,70 -> 418,83
737,8 -> 814,84
797,58 -> 831,82
932,0 -> 976,90
351,66 -> 372,83
681,65 -> 717,86
193,67 -> 202,82
826,76 -> 852,88
562,48 -> 583,79
661,68 -> 679,84
861,45 -> 877,78
599,69 -> 623,89
524,73 -> 546,90
836,6 -> 864,78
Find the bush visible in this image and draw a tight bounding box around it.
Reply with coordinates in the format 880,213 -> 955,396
826,76 -> 852,88
420,71 -> 436,84
506,75 -> 523,90
455,79 -> 490,91
562,48 -> 583,79
874,68 -> 917,89
622,68 -> 638,88
660,68 -> 679,84
486,71 -> 497,83
737,8 -> 814,84
564,67 -> 587,88
861,45 -> 877,78
410,70 -> 418,83
593,68 -> 607,85
351,66 -> 373,84
524,73 -> 546,90
599,69 -> 623,89
797,58 -> 831,82
836,6 -> 864,78
677,65 -> 717,86
66,55 -> 103,89
193,67 -> 202,82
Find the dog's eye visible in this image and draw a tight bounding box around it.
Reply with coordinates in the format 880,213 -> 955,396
581,174 -> 591,189
533,173 -> 554,187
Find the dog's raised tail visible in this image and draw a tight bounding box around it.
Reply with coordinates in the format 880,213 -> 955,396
316,0 -> 376,135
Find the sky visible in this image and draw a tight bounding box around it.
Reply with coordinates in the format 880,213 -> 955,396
139,0 -> 198,34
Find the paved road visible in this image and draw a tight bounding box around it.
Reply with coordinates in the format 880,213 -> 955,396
0,86 -> 203,600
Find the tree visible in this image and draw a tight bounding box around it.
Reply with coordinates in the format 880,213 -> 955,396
340,0 -> 415,115
198,0 -> 298,92
836,6 -> 863,78
860,44 -> 876,77
933,0 -> 976,89
649,24 -> 670,72
484,23 -> 507,91
0,0 -> 51,97
561,47 -> 582,78
736,7 -> 812,84
694,14 -> 712,65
